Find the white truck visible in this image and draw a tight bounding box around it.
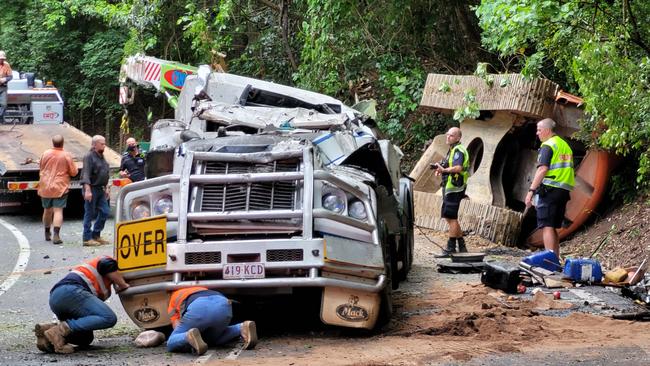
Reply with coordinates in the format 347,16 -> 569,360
114,55 -> 414,330
0,72 -> 121,212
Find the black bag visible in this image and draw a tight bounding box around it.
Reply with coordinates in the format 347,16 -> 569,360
481,261 -> 522,294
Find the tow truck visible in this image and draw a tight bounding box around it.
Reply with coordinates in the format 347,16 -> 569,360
114,55 -> 414,330
0,71 -> 122,211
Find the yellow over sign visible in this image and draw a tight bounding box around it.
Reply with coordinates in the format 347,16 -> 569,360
115,215 -> 167,272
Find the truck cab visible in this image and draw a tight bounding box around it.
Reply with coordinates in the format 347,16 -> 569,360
114,67 -> 414,330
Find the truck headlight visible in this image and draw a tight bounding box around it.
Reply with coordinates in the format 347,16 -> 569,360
348,200 -> 367,220
322,190 -> 346,213
153,196 -> 173,215
131,202 -> 151,220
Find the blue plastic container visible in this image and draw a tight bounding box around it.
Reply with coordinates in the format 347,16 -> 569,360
564,258 -> 603,283
522,250 -> 562,272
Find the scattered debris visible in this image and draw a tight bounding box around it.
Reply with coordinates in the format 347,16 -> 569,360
531,291 -> 573,310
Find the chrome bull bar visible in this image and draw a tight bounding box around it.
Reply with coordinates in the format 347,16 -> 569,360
114,147 -> 384,294
116,147 -> 378,243
120,268 -> 386,296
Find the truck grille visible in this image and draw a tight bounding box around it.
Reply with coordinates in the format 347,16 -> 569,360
267,249 -> 304,262
200,160 -> 300,212
185,251 -> 222,265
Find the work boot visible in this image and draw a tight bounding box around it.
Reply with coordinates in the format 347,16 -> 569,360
83,239 -> 101,247
93,236 -> 110,245
44,228 -> 51,241
44,321 -> 74,354
34,322 -> 57,353
457,237 -> 467,253
240,320 -> 257,350
185,328 -> 207,355
52,227 -> 62,244
434,238 -> 457,258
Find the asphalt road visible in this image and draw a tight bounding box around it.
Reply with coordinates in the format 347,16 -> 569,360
1,212 -> 649,366
0,213 -> 249,366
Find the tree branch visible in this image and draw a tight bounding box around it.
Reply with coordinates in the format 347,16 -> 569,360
624,0 -> 650,56
257,0 -> 281,13
280,0 -> 298,71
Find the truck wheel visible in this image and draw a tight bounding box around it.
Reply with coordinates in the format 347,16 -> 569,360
397,193 -> 414,281
375,219 -> 393,329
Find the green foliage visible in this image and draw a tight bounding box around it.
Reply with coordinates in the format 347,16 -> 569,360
376,57 -> 425,143
453,88 -> 480,122
178,0 -> 234,61
609,164 -> 642,204
1,0 -> 485,154
476,0 -> 650,191
296,1 -> 368,96
73,30 -> 127,119
438,81 -> 451,93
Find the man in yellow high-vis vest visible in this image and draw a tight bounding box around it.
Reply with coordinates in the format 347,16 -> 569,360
432,127 -> 470,257
525,118 -> 574,256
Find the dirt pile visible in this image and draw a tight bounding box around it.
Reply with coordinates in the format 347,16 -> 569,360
387,280 -> 650,363
401,285 -> 572,343
563,194 -> 650,270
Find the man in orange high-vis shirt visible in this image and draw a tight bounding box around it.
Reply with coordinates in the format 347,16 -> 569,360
0,50 -> 12,122
38,134 -> 79,244
34,256 -> 129,354
167,287 -> 257,355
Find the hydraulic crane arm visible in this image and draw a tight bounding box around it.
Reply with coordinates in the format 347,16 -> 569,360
119,54 -> 199,109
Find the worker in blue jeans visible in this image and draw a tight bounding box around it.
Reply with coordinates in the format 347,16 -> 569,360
80,135 -> 111,247
35,256 -> 129,353
167,287 -> 257,355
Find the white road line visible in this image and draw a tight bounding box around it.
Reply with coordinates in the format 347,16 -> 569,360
192,346 -> 241,364
0,218 -> 31,297
224,347 -> 242,360
192,350 -> 214,364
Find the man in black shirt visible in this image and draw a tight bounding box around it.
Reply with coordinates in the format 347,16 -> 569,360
119,144 -> 145,182
80,135 -> 111,246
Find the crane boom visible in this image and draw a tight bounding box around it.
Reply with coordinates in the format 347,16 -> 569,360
119,54 -> 198,108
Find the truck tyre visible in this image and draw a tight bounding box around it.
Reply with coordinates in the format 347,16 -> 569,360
397,190 -> 414,281
375,219 -> 393,329
375,185 -> 401,290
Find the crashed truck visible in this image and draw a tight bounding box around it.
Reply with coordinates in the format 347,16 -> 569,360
411,74 -> 616,247
114,55 -> 414,330
0,71 -> 121,211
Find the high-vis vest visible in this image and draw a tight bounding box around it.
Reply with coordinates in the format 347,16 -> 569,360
167,287 -> 208,328
71,256 -> 113,301
444,143 -> 469,194
541,135 -> 575,191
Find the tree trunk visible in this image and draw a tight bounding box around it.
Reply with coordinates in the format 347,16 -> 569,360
280,0 -> 298,71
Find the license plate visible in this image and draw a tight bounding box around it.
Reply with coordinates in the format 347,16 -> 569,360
115,215 -> 167,272
223,263 -> 265,279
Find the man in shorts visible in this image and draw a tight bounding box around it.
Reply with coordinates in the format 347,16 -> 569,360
432,127 -> 469,257
525,118 -> 574,256
0,51 -> 12,122
38,135 -> 79,244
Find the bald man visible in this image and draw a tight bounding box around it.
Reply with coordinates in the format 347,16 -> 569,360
525,118 -> 574,256
37,135 -> 79,244
120,137 -> 145,182
432,127 -> 470,257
